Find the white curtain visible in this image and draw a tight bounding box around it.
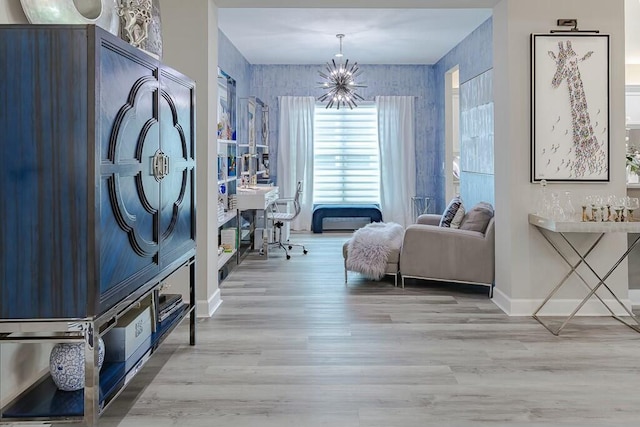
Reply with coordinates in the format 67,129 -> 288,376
376,96 -> 416,228
277,96 -> 315,230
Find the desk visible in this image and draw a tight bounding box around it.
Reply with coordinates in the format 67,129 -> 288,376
236,186 -> 279,210
529,214 -> 640,335
236,186 -> 279,256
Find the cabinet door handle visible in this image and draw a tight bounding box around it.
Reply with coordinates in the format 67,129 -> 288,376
152,150 -> 169,181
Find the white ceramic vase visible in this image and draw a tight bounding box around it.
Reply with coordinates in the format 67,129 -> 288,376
49,338 -> 105,392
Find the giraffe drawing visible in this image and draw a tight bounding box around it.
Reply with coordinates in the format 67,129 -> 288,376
548,40 -> 604,178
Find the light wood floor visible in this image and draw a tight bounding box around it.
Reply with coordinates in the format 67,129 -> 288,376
101,233 -> 640,427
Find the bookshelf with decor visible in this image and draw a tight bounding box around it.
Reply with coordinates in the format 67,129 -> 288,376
217,69 -> 240,280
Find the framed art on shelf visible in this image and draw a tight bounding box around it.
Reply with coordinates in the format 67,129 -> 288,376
530,33 -> 610,182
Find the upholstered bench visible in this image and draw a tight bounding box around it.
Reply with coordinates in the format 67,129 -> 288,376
312,204 -> 383,233
342,240 -> 400,287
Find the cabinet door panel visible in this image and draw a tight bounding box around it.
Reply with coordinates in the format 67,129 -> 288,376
0,27 -> 90,318
158,67 -> 196,269
97,39 -> 160,311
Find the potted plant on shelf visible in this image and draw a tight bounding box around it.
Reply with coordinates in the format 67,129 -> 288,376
626,152 -> 640,184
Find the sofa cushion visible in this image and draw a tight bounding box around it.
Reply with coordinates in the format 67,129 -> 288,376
450,204 -> 466,229
439,196 -> 463,228
460,202 -> 494,233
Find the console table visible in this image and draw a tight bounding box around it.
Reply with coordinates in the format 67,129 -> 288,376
529,214 -> 640,335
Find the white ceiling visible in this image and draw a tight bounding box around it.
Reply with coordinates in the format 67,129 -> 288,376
218,8 -> 493,65
218,1 -> 640,66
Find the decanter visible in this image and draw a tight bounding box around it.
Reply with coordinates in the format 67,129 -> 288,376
549,192 -> 565,221
536,179 -> 550,217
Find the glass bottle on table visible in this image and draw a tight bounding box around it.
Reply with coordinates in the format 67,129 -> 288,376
562,191 -> 576,221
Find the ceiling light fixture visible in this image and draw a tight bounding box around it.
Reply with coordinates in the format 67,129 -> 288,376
317,34 -> 366,109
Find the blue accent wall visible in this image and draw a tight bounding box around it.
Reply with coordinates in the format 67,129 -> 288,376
249,64 -> 436,195
433,17 -> 493,212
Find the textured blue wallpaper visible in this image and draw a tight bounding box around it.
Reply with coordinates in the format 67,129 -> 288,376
249,64 -> 436,193
218,30 -> 250,99
433,17 -> 493,213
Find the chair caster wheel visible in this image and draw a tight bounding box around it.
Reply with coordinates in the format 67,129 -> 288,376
286,255 -> 291,260
303,250 -> 308,254
288,245 -> 292,250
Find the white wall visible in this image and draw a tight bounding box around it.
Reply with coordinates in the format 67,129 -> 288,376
0,0 -> 27,23
492,0 -> 627,315
627,64 -> 640,85
160,0 -> 221,317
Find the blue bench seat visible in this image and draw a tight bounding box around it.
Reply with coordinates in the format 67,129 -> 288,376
312,204 -> 383,233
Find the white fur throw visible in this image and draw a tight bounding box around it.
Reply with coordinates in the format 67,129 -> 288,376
346,222 -> 404,280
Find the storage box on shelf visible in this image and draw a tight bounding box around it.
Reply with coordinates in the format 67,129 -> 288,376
103,301 -> 153,368
0,25 -> 196,426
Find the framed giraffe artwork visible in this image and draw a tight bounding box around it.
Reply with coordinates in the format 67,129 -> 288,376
531,33 -> 610,182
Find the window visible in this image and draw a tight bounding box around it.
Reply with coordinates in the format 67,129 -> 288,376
313,102 -> 380,204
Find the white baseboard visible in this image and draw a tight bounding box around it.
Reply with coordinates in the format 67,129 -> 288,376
629,290 -> 640,307
196,288 -> 222,318
492,287 -> 633,316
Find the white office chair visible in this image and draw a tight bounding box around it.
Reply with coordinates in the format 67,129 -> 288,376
263,181 -> 308,260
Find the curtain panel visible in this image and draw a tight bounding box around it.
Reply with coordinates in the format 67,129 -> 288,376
277,96 -> 315,230
375,96 -> 416,228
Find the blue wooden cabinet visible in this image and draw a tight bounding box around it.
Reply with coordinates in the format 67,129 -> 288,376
0,25 -> 196,319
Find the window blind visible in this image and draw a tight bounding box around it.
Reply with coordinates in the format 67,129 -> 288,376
313,102 -> 380,205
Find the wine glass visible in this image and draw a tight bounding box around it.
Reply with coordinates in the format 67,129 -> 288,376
616,197 -> 627,222
607,195 -> 618,221
583,195 -> 593,222
592,195 -> 603,222
626,197 -> 639,221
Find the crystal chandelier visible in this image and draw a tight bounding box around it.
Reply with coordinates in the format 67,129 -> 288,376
318,34 -> 366,109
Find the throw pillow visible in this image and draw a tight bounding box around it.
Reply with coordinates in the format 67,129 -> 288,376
439,196 -> 463,228
450,204 -> 466,229
460,202 -> 494,233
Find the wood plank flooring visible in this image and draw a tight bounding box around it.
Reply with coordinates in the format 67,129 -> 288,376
101,233 -> 640,427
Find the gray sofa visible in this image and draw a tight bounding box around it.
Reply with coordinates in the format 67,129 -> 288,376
399,213 -> 495,296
